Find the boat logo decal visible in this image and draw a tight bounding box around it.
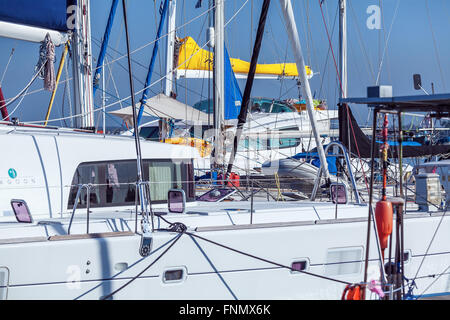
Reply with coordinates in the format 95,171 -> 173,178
8,168 -> 17,179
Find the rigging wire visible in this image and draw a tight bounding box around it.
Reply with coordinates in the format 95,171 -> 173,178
0,47 -> 15,87
318,1 -> 370,193
410,197 -> 448,286
1,77 -> 33,121
425,0 -> 447,91
27,1 -> 248,126
413,264 -> 450,300
0,62 -> 46,115
317,2 -> 338,99
375,0 -> 400,86
99,232 -> 185,300
347,0 -> 376,82
0,2 -> 218,107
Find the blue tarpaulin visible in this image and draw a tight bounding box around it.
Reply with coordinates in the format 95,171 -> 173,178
375,140 -> 421,146
224,48 -> 242,120
292,152 -> 339,175
0,0 -> 76,32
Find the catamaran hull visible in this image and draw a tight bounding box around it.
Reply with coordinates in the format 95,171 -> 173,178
0,213 -> 448,300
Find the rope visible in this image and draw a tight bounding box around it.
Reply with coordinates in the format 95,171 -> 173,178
274,172 -> 284,201
99,232 -> 184,300
184,231 -> 352,286
36,34 -> 56,92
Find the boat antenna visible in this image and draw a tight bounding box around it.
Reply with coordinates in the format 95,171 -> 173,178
226,0 -> 271,178
121,0 -> 153,233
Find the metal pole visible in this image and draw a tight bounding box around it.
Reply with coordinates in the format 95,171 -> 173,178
136,0 -> 169,128
339,0 -> 347,99
363,109 -> 378,299
165,0 -> 177,96
102,61 -> 106,136
122,0 -> 151,229
398,113 -> 406,298
226,0 -> 271,178
213,0 -> 225,170
44,42 -> 69,126
279,0 -> 331,191
93,0 -> 119,98
86,185 -> 91,234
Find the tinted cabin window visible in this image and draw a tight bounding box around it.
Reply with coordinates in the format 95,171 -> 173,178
106,161 -> 138,205
68,159 -> 194,209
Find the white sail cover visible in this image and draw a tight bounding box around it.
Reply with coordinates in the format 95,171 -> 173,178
109,93 -> 210,125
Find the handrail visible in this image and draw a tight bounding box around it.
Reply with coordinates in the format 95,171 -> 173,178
311,141 -> 362,204
68,181 -> 148,236
68,184 -> 92,235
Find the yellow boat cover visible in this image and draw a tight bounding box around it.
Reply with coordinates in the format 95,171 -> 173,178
177,36 -> 313,78
164,137 -> 212,158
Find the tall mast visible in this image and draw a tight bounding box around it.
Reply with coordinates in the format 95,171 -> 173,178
93,0 -> 119,99
71,0 -> 95,129
136,0 -> 169,129
278,0 -> 331,184
339,0 -> 347,99
212,0 -> 225,169
165,0 -> 177,96
226,0 -> 271,178
121,0 -> 152,231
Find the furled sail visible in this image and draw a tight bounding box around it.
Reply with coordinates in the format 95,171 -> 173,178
0,0 -> 75,45
176,36 -> 313,80
338,104 -> 450,158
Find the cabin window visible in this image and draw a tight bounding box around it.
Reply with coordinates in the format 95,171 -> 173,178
68,159 -> 194,209
148,161 -> 178,201
325,247 -> 363,276
105,161 -> 138,205
237,137 -> 267,152
270,137 -> 300,150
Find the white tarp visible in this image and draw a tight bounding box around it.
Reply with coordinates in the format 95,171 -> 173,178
109,93 -> 210,125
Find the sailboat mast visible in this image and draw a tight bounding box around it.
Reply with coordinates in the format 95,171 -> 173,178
121,0 -> 152,230
339,0 -> 347,99
226,0 -> 271,178
279,0 -> 331,183
71,0 -> 95,129
165,0 -> 177,97
213,0 -> 225,170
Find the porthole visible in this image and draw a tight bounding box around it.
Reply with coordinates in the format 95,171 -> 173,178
290,259 -> 309,273
162,267 -> 187,284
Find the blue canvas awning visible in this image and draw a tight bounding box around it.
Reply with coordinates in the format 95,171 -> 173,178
0,0 -> 76,32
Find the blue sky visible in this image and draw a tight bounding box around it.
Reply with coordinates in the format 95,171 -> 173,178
0,0 -> 449,128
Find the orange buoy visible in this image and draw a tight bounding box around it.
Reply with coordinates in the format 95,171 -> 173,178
227,172 -> 239,188
233,173 -> 240,188
342,284 -> 362,300
375,200 -> 393,259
